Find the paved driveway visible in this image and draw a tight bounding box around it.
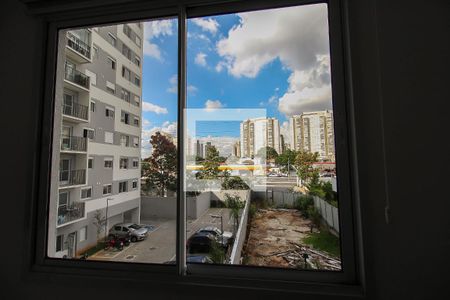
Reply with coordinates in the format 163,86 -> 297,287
89,208 -> 233,264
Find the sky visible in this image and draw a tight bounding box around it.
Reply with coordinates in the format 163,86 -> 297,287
140,3 -> 332,158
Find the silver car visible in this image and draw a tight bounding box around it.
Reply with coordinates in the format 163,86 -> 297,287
109,223 -> 148,242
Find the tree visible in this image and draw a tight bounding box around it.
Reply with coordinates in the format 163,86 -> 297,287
275,149 -> 297,172
256,146 -> 278,163
142,131 -> 177,196
224,194 -> 245,233
196,145 -> 221,179
222,176 -> 250,190
294,151 -> 319,186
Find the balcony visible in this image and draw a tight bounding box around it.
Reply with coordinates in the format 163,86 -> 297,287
65,30 -> 91,63
62,102 -> 88,121
61,135 -> 87,152
57,202 -> 85,226
59,169 -> 86,188
64,63 -> 90,90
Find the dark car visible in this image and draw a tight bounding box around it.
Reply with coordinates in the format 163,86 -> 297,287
196,226 -> 234,247
108,223 -> 148,242
186,232 -> 218,254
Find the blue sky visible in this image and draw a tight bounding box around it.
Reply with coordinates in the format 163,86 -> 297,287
140,4 -> 331,157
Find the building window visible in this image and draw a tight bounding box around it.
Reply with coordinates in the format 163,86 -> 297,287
107,56 -> 116,70
132,159 -> 139,168
102,184 -> 112,195
85,69 -> 96,85
135,36 -> 141,47
122,44 -> 131,60
134,55 -> 140,67
133,117 -> 139,127
83,128 -> 95,140
121,111 -> 130,124
122,66 -> 131,80
119,181 -> 128,193
56,235 -> 63,252
88,157 -> 93,169
79,226 -> 87,242
106,81 -> 115,94
134,95 -> 140,107
104,158 -> 113,168
134,75 -> 140,87
121,89 -> 131,102
107,32 -> 116,47
92,45 -> 98,59
120,135 -> 130,147
119,158 -> 128,169
123,24 -> 131,38
133,137 -> 139,148
90,101 -> 96,112
132,180 -> 138,189
80,187 -> 92,199
104,131 -> 114,144
105,107 -> 115,118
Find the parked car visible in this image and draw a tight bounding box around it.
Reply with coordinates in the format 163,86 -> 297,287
196,226 -> 234,247
108,223 -> 148,242
186,232 -> 218,254
187,255 -> 214,264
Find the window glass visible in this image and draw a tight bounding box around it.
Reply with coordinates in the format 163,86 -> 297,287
185,4 -> 341,270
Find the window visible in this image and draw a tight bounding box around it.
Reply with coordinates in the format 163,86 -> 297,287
106,81 -> 115,94
105,107 -> 115,118
103,184 -> 112,195
133,137 -> 139,147
107,56 -> 116,70
92,45 -> 98,59
104,158 -> 113,168
134,75 -> 140,87
80,187 -> 92,199
121,111 -> 130,124
133,117 -> 139,127
132,159 -> 139,168
107,32 -> 116,47
104,131 -> 114,144
134,55 -> 140,67
88,157 -> 93,169
134,95 -> 140,106
120,135 -> 130,147
85,69 -> 96,85
79,226 -> 87,242
122,44 -> 131,60
135,36 -> 141,47
119,158 -> 128,169
90,101 -> 96,112
121,89 -> 131,102
83,128 -> 95,140
132,180 -> 138,189
123,24 -> 131,37
122,66 -> 131,80
56,235 -> 63,252
119,181 -> 128,193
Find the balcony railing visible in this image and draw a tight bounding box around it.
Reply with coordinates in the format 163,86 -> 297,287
64,63 -> 90,88
57,202 -> 85,226
62,102 -> 88,120
66,31 -> 91,59
59,169 -> 86,187
61,135 -> 87,152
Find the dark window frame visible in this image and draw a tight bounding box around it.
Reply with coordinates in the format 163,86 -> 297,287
28,0 -> 365,296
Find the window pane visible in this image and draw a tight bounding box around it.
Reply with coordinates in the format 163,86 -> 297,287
185,4 -> 342,271
47,18 -> 178,264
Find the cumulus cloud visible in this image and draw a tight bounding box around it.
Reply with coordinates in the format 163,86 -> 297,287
195,52 -> 207,67
142,101 -> 168,114
167,74 -> 198,94
280,121 -> 290,145
204,99 -> 224,111
143,19 -> 174,59
215,4 -> 332,116
143,119 -> 151,127
192,18 -> 219,34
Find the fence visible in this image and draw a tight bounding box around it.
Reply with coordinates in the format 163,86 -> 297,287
313,196 -> 339,233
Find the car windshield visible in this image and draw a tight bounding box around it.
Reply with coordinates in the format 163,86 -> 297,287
128,224 -> 140,229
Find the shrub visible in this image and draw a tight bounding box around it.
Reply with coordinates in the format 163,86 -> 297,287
294,195 -> 314,216
221,176 -> 250,190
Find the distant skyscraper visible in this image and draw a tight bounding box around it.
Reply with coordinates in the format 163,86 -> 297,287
240,117 -> 281,158
196,140 -> 204,158
289,110 -> 335,161
233,141 -> 241,157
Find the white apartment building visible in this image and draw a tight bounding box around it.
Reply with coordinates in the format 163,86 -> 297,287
240,117 -> 281,158
289,110 -> 335,161
48,23 -> 143,258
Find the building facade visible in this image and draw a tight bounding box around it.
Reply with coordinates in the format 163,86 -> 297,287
240,117 -> 281,158
48,24 -> 143,258
289,110 -> 335,161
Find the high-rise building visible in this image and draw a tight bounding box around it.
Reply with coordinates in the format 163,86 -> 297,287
196,140 -> 204,158
233,141 -> 241,157
48,24 -> 143,258
240,117 -> 281,158
289,110 -> 335,161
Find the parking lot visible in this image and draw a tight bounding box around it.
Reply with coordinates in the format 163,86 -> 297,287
89,208 -> 233,263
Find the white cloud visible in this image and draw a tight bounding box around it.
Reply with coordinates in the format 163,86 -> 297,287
195,52 -> 207,67
143,119 -> 151,127
192,18 -> 219,34
187,85 -> 198,94
204,99 -> 224,111
142,101 -> 168,114
215,4 -> 332,116
149,121 -> 178,136
280,121 -> 290,145
143,19 -> 174,59
167,74 -> 198,94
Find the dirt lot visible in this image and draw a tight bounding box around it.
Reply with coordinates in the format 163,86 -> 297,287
242,208 -> 341,270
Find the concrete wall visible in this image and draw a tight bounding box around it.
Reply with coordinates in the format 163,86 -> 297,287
313,196 -> 339,233
141,196 -> 177,219
252,190 -> 303,208
228,191 -> 251,264
186,192 -> 210,219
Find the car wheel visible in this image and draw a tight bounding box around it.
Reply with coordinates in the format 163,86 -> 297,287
131,236 -> 137,243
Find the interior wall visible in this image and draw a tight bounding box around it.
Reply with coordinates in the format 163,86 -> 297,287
0,0 -> 448,299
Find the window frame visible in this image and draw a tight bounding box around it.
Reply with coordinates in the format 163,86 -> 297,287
30,0 -> 365,296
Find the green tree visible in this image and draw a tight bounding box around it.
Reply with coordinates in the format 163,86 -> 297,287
222,176 -> 250,190
197,145 -> 221,179
256,146 -> 278,162
224,194 -> 245,233
275,149 -> 297,172
294,151 -> 319,186
142,131 -> 177,196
